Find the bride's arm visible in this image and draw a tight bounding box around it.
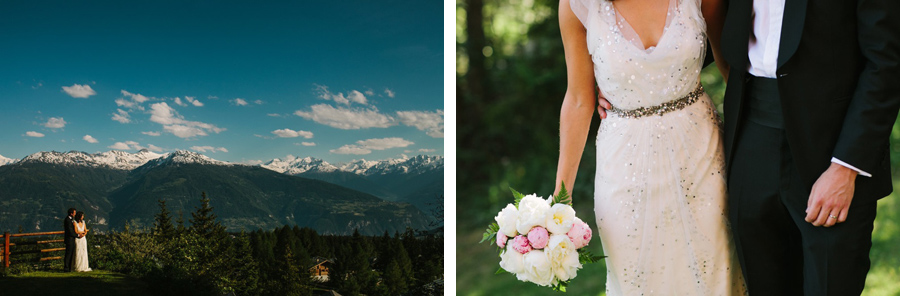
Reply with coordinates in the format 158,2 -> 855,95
701,0 -> 729,81
554,0 -> 597,203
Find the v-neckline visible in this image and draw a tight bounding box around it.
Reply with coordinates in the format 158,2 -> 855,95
611,0 -> 678,52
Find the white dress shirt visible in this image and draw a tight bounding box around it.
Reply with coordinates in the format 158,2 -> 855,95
747,0 -> 871,177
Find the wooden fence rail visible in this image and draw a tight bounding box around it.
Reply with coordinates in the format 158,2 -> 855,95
0,231 -> 65,268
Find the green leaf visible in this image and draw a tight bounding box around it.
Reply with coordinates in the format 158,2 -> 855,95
551,280 -> 569,292
510,187 -> 525,207
553,182 -> 571,205
480,223 -> 499,244
495,267 -> 508,275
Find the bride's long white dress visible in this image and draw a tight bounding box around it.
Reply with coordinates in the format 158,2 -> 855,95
73,222 -> 92,272
570,0 -> 746,294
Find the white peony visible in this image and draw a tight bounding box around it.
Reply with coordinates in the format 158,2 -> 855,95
499,242 -> 525,275
494,203 -> 519,237
522,249 -> 555,286
516,194 -> 551,234
545,234 -> 583,282
545,203 -> 576,234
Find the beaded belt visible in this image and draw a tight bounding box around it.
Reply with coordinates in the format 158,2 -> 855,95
607,84 -> 705,118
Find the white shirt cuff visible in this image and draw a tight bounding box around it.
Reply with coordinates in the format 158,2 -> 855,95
831,157 -> 872,177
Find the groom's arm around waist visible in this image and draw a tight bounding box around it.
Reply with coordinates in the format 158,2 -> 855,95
831,0 -> 900,175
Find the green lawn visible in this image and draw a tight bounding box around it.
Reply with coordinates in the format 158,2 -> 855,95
457,180 -> 900,296
0,270 -> 153,296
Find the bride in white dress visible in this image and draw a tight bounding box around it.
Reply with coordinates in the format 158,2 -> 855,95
73,212 -> 92,272
555,0 -> 745,294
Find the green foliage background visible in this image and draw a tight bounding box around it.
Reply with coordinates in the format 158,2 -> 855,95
456,0 -> 900,295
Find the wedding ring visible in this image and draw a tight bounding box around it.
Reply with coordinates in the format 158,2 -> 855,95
829,215 -> 838,219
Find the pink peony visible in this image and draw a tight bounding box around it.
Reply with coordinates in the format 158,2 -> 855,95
567,218 -> 592,249
511,235 -> 533,254
497,233 -> 508,248
527,226 -> 550,249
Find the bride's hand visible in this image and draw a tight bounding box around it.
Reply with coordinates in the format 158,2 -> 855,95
596,86 -> 611,119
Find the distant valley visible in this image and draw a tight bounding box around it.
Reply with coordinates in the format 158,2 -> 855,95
0,150 -> 443,235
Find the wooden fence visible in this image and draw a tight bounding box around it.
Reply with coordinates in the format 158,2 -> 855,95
0,231 -> 65,268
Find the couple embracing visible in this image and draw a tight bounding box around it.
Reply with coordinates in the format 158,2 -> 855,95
63,208 -> 92,272
556,0 -> 899,295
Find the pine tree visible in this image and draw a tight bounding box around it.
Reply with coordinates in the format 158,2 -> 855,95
175,209 -> 186,234
154,199 -> 176,239
383,260 -> 405,295
190,191 -> 225,238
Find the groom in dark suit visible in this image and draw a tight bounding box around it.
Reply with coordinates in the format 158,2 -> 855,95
720,0 -> 900,295
63,208 -> 77,272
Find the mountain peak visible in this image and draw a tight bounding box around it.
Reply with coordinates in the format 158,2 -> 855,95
261,155 -> 337,174
0,154 -> 17,166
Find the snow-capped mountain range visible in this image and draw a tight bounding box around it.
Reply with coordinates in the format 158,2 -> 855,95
263,154 -> 443,176
2,150 -> 443,176
18,149 -> 166,170
0,154 -> 16,166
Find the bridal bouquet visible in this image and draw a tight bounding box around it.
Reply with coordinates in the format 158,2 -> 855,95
481,183 -> 603,292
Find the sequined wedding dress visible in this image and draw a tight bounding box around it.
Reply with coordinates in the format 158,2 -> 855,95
73,221 -> 92,272
570,0 -> 746,294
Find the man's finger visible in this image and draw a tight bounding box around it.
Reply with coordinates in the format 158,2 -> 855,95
805,203 -> 821,223
838,207 -> 849,223
813,207 -> 831,227
824,210 -> 840,227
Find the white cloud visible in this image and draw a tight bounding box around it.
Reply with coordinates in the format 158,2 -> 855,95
62,84 -> 96,98
83,135 -> 99,143
242,159 -> 264,165
347,90 -> 367,105
419,148 -> 436,153
121,90 -> 150,103
356,137 -> 414,150
190,146 -> 228,153
365,89 -> 375,96
107,141 -> 162,152
111,109 -> 131,123
232,98 -> 248,106
208,95 -> 219,100
315,84 -> 368,106
173,97 -> 187,106
330,137 -> 414,155
271,128 -> 314,139
396,109 -> 444,138
43,117 -> 67,129
149,102 -> 225,138
254,100 -> 264,105
163,124 -> 207,138
300,142 -> 316,146
108,142 -> 131,150
294,104 -> 396,129
142,131 -> 161,136
267,113 -> 282,117
330,146 -> 372,155
384,88 -> 395,98
109,141 -> 140,150
185,96 -> 203,107
117,90 -> 151,111
26,131 -> 45,138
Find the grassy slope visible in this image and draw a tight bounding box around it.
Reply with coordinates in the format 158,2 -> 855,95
0,270 -> 153,296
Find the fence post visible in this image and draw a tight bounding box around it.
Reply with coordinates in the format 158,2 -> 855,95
3,232 -> 9,268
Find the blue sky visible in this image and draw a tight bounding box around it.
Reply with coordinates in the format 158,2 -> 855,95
0,0 -> 443,164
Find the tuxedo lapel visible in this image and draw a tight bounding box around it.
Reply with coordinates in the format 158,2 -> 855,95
777,0 -> 808,68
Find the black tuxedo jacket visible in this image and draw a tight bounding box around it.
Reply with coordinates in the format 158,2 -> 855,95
721,0 -> 900,203
64,216 -> 77,244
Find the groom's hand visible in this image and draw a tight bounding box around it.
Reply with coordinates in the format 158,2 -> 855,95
596,86 -> 610,119
806,163 -> 857,227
